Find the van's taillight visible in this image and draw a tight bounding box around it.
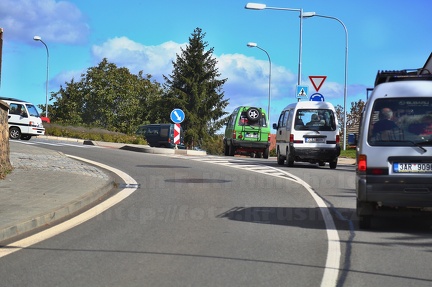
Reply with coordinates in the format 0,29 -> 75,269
268,135 -> 271,141
336,135 -> 340,144
232,131 -> 236,139
289,134 -> 294,143
358,154 -> 367,172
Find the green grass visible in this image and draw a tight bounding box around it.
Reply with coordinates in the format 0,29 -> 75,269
340,147 -> 356,158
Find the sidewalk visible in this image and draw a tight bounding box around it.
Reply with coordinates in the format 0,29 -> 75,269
0,139 -> 355,244
0,143 -> 114,243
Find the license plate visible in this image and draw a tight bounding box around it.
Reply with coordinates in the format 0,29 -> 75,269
393,162 -> 432,173
245,133 -> 258,138
305,137 -> 325,143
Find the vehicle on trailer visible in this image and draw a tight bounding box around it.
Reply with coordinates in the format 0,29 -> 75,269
273,100 -> 340,168
223,106 -> 270,158
0,97 -> 45,140
356,69 -> 432,229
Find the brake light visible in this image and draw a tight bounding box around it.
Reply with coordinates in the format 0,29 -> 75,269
336,134 -> 340,144
268,135 -> 271,141
232,131 -> 236,139
358,154 -> 367,172
289,134 -> 294,143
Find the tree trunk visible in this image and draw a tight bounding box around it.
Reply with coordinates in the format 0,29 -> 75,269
0,100 -> 12,179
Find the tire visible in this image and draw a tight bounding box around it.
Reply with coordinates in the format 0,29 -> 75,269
263,147 -> 269,159
228,142 -> 235,156
245,107 -> 261,122
20,135 -> 32,140
9,127 -> 21,140
329,158 -> 338,169
224,142 -> 229,156
276,149 -> 284,165
319,161 -> 325,166
358,216 -> 372,229
285,148 -> 294,167
250,152 -> 256,158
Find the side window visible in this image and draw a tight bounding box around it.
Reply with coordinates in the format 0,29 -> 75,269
160,127 -> 169,137
286,109 -> 294,129
278,112 -> 285,128
9,103 -> 24,115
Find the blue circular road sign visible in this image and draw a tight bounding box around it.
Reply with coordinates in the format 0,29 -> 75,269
170,108 -> 185,123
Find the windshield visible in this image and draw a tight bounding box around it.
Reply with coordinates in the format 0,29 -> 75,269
368,98 -> 432,146
294,109 -> 337,131
25,104 -> 41,117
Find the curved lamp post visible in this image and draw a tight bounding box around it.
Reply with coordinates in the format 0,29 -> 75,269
247,42 -> 272,121
33,36 -> 49,118
245,2 -> 303,87
302,12 -> 348,150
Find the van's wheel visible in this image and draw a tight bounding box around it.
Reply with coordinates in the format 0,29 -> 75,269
9,127 -> 21,140
319,161 -> 325,166
329,158 -> 338,169
224,142 -> 229,156
285,149 -> 294,167
263,147 -> 269,159
228,143 -> 235,156
276,149 -> 284,165
250,152 -> 256,158
358,216 -> 372,229
20,135 -> 32,140
245,107 -> 261,122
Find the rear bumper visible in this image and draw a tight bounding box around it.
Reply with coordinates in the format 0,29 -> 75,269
232,140 -> 269,150
356,175 -> 432,207
292,144 -> 340,161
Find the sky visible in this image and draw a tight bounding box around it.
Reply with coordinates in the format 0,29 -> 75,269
1,0 -> 431,126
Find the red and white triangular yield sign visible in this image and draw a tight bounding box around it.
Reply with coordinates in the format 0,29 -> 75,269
309,76 -> 327,92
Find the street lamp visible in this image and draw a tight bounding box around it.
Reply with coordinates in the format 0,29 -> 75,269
245,3 -> 303,88
33,35 -> 49,118
247,42 -> 272,121
302,12 -> 348,150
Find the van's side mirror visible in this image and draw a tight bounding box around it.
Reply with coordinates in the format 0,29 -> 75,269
272,123 -> 278,129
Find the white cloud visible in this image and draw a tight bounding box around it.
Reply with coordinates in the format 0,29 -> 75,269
0,0 -> 89,44
91,37 -> 186,82
89,37 -> 302,121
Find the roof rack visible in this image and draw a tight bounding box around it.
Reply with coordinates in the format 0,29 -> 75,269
374,68 -> 432,86
0,97 -> 25,102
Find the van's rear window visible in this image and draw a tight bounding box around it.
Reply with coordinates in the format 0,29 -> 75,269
368,98 -> 432,146
295,109 -> 337,131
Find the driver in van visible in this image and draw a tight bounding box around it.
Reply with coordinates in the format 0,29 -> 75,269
372,108 -> 398,136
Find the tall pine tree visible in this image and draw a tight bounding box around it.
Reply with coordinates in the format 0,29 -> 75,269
163,27 -> 229,148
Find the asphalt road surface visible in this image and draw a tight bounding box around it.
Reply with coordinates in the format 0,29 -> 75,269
2,139 -> 432,287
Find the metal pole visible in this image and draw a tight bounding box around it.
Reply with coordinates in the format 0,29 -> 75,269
305,14 -> 348,150
34,37 -> 49,118
255,46 -> 271,122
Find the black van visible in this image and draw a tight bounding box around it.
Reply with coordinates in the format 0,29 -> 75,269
136,124 -> 185,148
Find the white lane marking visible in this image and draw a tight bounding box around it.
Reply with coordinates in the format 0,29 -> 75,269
168,155 -> 341,287
0,155 -> 138,258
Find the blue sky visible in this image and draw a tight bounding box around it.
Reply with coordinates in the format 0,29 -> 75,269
1,0 -> 431,126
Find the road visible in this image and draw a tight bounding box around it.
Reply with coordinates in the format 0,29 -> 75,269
2,139 -> 432,286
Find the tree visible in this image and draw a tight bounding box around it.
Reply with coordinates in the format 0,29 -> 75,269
162,27 -> 229,148
336,99 -> 366,137
50,59 -> 163,134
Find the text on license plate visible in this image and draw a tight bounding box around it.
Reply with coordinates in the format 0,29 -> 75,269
393,162 -> 432,173
245,133 -> 258,138
305,137 -> 325,143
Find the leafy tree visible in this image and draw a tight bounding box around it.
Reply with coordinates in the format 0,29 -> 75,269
162,27 -> 229,148
50,59 -> 163,134
336,99 -> 366,136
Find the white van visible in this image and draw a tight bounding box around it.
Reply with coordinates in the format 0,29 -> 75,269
273,100 -> 340,168
0,97 -> 45,140
356,70 -> 432,229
